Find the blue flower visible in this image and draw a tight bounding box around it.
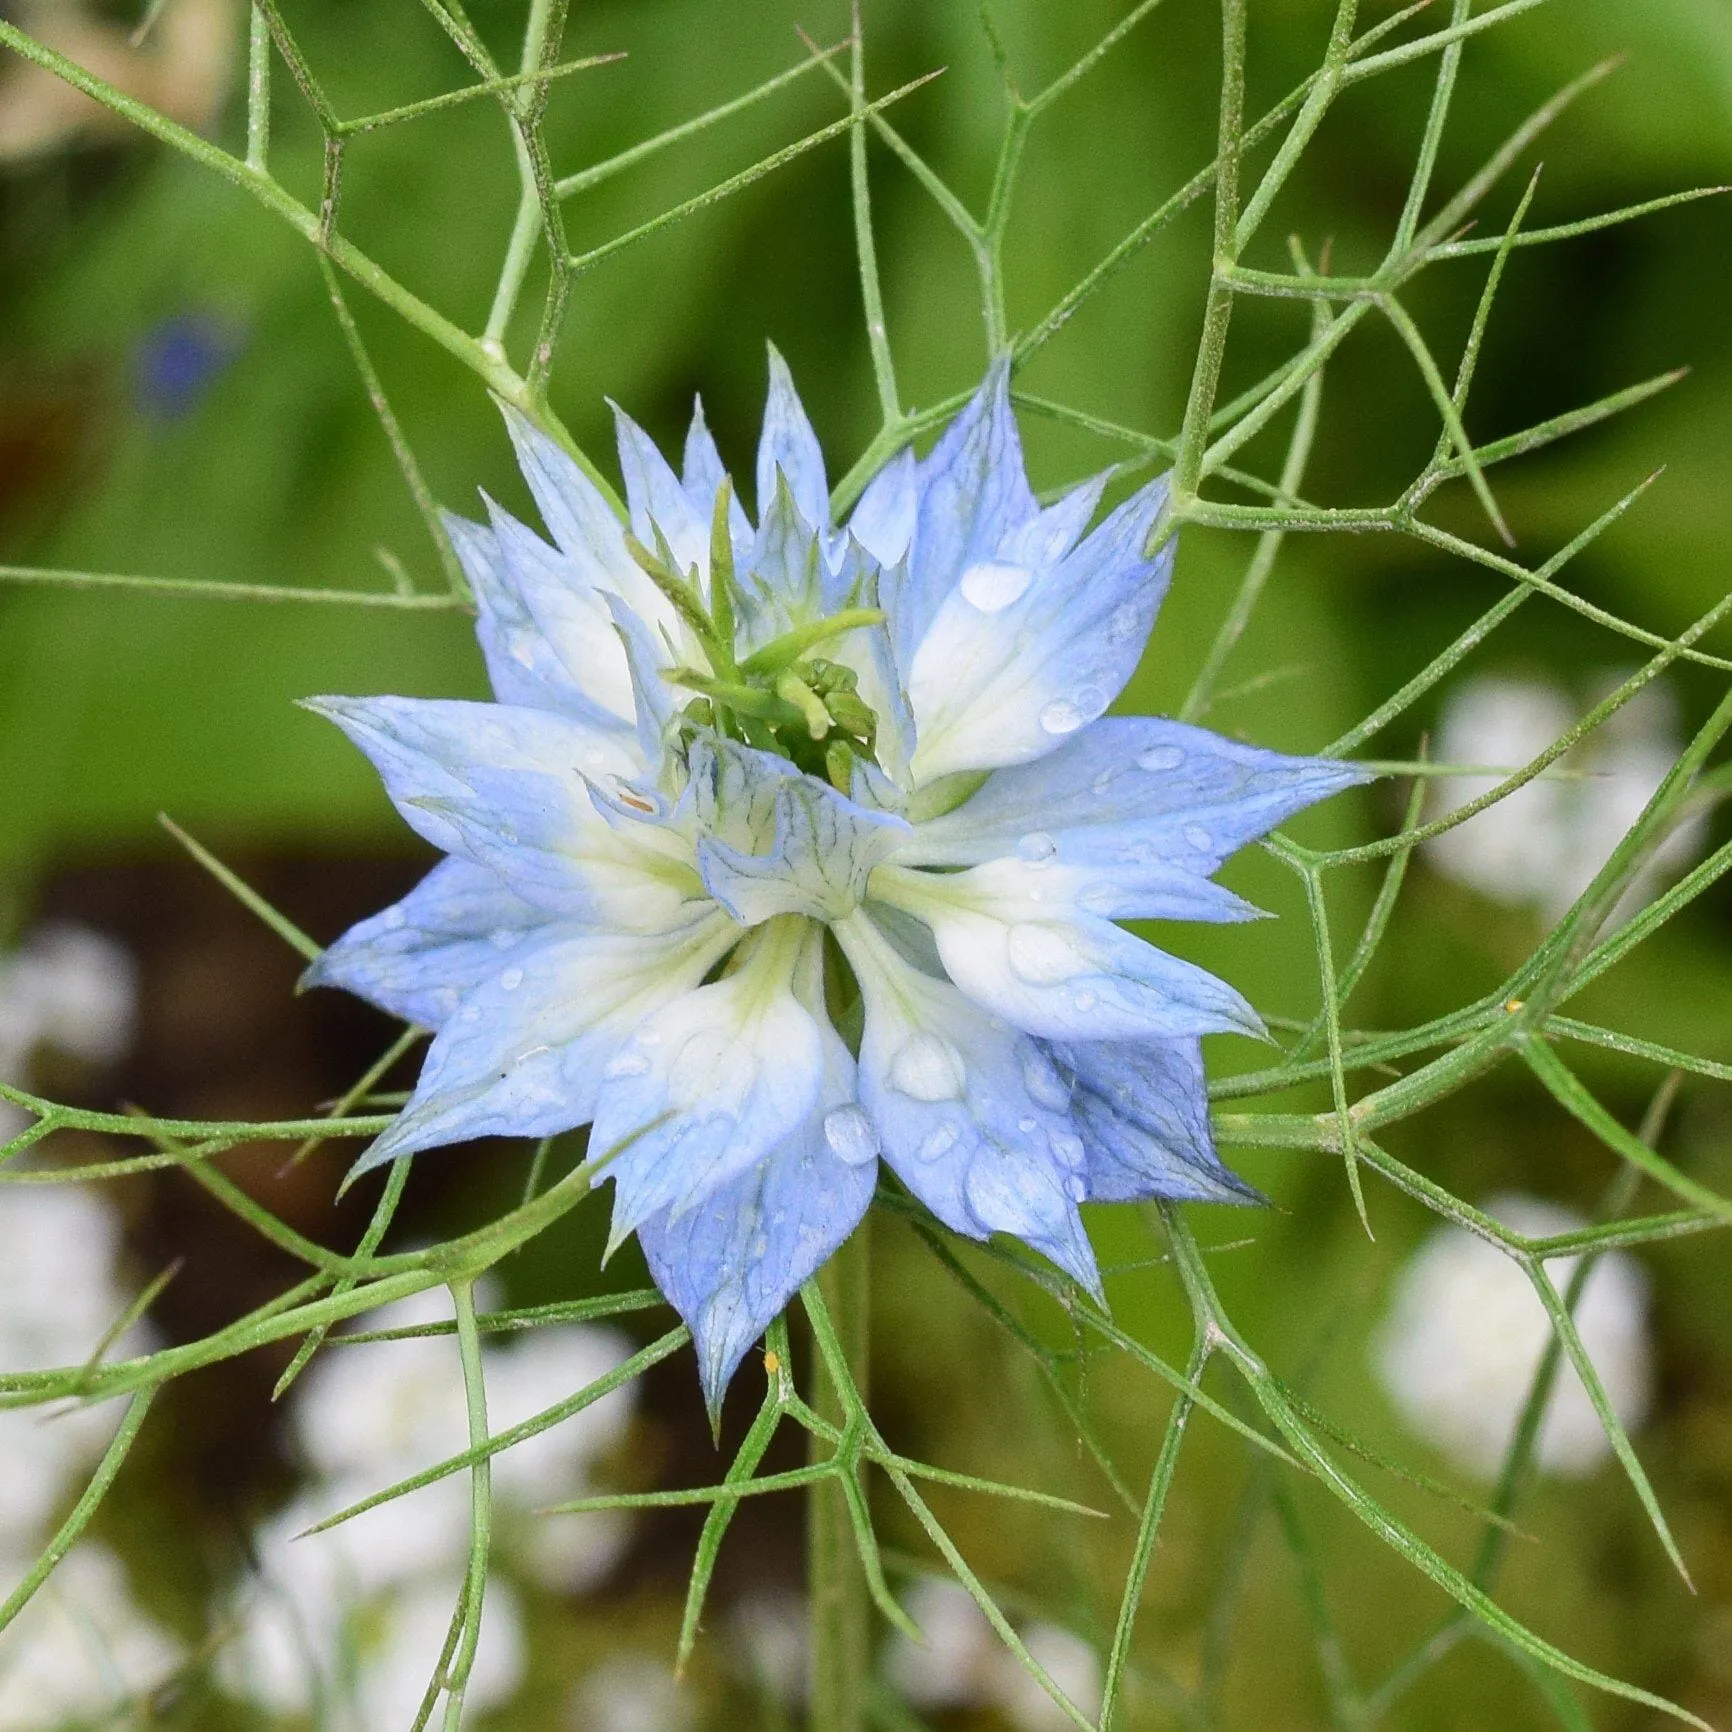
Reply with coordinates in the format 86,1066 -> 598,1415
306,353 -> 1368,1411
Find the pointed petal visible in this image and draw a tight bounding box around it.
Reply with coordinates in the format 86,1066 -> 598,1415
682,395 -> 752,552
303,857 -> 547,1029
600,590 -> 680,769
1050,1038 -> 1262,1204
305,695 -> 700,927
592,918 -> 830,1243
846,446 -> 916,569
498,403 -> 631,587
907,717 -> 1373,877
905,473 -> 1174,783
353,912 -> 738,1174
479,498 -> 647,724
756,345 -> 830,533
740,474 -> 826,643
874,864 -> 1262,1044
443,512 -> 598,717
613,403 -> 710,579
895,359 -> 1038,660
836,912 -> 1100,1294
637,1024 -> 872,1414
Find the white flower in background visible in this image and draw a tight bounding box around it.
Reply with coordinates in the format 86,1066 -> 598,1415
0,922 -> 135,1142
883,1576 -> 1102,1728
0,1542 -> 181,1729
1425,674 -> 1703,924
222,1287 -> 637,1721
569,1652 -> 695,1732
729,1589 -> 809,1705
985,1620 -> 1106,1732
0,1186 -> 157,1550
1374,1193 -> 1654,1479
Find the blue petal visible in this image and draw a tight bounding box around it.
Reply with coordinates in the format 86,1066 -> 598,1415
695,751 -> 907,926
836,911 -> 1101,1295
304,695 -> 698,926
478,499 -> 646,725
846,446 -> 916,568
499,404 -> 632,588
1049,1038 -> 1262,1204
756,345 -> 829,534
613,403 -> 710,578
353,912 -> 739,1175
739,474 -> 826,644
894,358 -> 1037,662
874,866 -> 1262,1044
303,857 -> 546,1029
637,1026 -> 872,1415
591,918 -> 830,1246
442,512 -> 589,716
904,472 -> 1174,782
907,717 -> 1372,878
681,396 -> 752,551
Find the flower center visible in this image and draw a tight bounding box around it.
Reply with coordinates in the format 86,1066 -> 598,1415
624,478 -> 883,789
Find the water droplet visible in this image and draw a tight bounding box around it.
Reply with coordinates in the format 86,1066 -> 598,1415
823,1104 -> 881,1167
1137,744 -> 1185,773
489,927 -> 520,950
1052,1131 -> 1085,1168
1073,989 -> 1099,1013
959,560 -> 1032,612
1008,923 -> 1082,985
1039,699 -> 1084,736
604,1048 -> 651,1080
1017,831 -> 1058,865
1017,1115 -> 1038,1133
1067,1175 -> 1088,1202
889,1034 -> 965,1102
382,906 -> 407,931
1183,823 -> 1212,851
459,1004 -> 481,1024
917,1121 -> 961,1163
1022,1052 -> 1072,1110
499,967 -> 524,992
1075,683 -> 1107,718
1108,602 -> 1140,643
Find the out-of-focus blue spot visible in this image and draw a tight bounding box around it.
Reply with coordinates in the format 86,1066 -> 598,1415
132,313 -> 241,421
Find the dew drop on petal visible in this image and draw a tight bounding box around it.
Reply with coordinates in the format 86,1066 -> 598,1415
917,1121 -> 961,1163
1018,1115 -> 1038,1133
604,1048 -> 651,1080
489,928 -> 521,950
1021,1050 -> 1072,1110
1039,699 -> 1085,736
1017,831 -> 1058,865
1108,602 -> 1140,643
459,1004 -> 481,1024
1007,923 -> 1084,985
959,561 -> 1032,612
382,906 -> 407,931
1052,1131 -> 1085,1168
1183,823 -> 1212,851
1137,744 -> 1185,773
1067,1175 -> 1088,1202
1075,684 -> 1107,718
499,967 -> 524,992
823,1104 -> 881,1167
1073,989 -> 1099,1013
888,1034 -> 964,1102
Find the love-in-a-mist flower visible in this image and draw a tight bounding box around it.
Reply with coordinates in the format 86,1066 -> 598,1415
306,354 -> 1366,1409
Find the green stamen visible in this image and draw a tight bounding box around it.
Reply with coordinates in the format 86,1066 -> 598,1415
737,608 -> 885,678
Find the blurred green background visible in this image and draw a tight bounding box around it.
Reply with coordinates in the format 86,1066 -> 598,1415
1,0 -> 1730,1726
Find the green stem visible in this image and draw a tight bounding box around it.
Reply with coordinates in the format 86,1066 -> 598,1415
808,1218 -> 871,1732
